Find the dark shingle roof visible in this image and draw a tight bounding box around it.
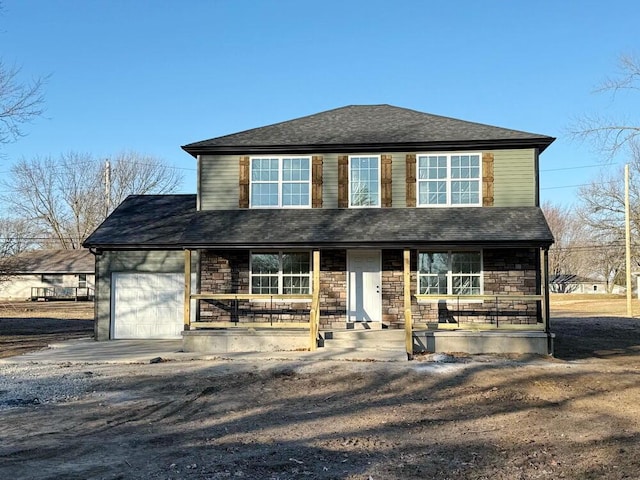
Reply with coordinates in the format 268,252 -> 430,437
1,249 -> 94,273
83,195 -> 197,248
83,195 -> 553,249
182,105 -> 555,156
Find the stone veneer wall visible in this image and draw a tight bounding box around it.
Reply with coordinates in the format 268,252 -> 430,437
198,248 -> 540,328
318,250 -> 347,328
411,248 -> 541,325
381,250 -> 406,326
198,250 -> 347,325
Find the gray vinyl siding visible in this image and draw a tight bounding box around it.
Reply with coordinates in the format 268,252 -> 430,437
391,153 -> 406,208
322,153 -> 339,208
322,153 -> 405,208
94,250 -> 197,340
200,155 -> 239,210
493,149 -> 536,207
197,149 -> 537,210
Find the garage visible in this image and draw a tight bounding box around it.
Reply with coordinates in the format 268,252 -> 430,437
111,273 -> 184,339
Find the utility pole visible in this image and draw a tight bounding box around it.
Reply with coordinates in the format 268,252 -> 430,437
625,164 -> 632,317
104,159 -> 111,218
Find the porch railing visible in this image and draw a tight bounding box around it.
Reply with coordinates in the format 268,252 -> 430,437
412,294 -> 546,330
30,286 -> 95,301
188,293 -> 317,347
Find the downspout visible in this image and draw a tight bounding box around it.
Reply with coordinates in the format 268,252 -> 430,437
534,148 -> 540,207
196,155 -> 202,211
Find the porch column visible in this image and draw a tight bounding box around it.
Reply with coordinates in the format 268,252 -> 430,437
310,249 -> 321,351
541,247 -> 550,333
184,249 -> 191,331
403,248 -> 413,359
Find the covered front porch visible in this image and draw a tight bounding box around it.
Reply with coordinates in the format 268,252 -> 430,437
181,246 -> 553,357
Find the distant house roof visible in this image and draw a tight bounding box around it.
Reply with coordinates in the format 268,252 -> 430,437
182,104 -> 555,156
550,274 -> 612,284
3,249 -> 94,274
83,195 -> 554,250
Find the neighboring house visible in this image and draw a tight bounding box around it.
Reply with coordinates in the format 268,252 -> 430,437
0,249 -> 95,301
83,104 -> 555,356
549,274 -> 625,294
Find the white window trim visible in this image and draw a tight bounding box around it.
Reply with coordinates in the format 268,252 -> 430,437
249,250 -> 313,299
249,156 -> 312,209
417,250 -> 484,299
348,154 -> 381,208
416,152 -> 482,208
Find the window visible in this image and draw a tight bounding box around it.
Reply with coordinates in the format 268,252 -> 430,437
418,251 -> 482,295
78,274 -> 87,288
349,155 -> 380,207
250,252 -> 311,294
417,153 -> 481,206
41,274 -> 63,285
250,157 -> 310,207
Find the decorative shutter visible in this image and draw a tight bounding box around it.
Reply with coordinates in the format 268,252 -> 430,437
482,152 -> 494,207
406,154 -> 416,207
312,156 -> 323,208
381,154 -> 393,207
239,156 -> 250,208
338,155 -> 349,208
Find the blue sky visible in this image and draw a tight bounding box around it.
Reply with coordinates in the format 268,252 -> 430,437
1,0 -> 639,207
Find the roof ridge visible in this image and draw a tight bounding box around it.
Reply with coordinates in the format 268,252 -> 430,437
182,104 -> 555,155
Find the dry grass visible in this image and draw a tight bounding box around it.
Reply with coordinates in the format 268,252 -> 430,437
551,293 -> 640,317
0,301 -> 93,319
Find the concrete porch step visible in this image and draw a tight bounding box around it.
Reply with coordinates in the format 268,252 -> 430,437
322,321 -> 383,331
320,329 -> 405,350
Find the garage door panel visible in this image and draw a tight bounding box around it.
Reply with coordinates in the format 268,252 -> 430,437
112,273 -> 184,339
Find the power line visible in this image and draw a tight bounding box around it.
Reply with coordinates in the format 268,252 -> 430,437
540,183 -> 591,190
540,163 -> 603,172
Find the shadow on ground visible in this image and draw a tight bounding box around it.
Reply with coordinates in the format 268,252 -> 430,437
552,315 -> 640,361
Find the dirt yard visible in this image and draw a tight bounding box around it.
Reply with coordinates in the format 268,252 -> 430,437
0,301 -> 93,358
1,296 -> 640,479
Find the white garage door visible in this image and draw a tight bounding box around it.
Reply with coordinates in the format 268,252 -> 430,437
112,273 -> 184,339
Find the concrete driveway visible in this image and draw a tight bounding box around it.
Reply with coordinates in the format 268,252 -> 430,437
1,338 -> 408,364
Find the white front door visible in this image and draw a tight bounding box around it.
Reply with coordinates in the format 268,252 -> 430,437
348,250 -> 382,322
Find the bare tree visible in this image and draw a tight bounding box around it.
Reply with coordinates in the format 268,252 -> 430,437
0,217 -> 40,256
588,232 -> 626,294
108,151 -> 183,212
575,147 -> 640,292
0,61 -> 46,146
577,144 -> 640,251
570,54 -> 640,157
0,217 -> 40,291
542,202 -> 591,292
0,151 -> 183,249
0,1 -> 45,148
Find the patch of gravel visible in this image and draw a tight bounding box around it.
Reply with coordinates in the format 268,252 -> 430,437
0,362 -> 96,411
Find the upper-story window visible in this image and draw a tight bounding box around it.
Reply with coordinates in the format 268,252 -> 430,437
350,155 -> 380,207
250,157 -> 311,208
417,153 -> 481,207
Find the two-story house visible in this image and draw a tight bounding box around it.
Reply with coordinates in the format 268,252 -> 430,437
83,105 -> 555,357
